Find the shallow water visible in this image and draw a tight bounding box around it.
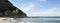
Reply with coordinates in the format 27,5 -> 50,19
14,18 -> 60,23
0,18 -> 60,23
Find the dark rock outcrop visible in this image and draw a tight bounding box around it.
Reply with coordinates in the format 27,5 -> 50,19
0,0 -> 27,18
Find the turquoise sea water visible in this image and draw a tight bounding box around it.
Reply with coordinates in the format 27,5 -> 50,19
14,18 -> 60,23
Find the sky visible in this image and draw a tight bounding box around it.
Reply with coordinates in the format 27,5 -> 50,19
9,0 -> 60,17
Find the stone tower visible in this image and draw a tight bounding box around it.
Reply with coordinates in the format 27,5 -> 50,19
0,0 -> 27,18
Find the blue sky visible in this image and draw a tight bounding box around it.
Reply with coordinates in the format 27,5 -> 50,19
9,0 -> 60,17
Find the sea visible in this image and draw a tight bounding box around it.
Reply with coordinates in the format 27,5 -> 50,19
13,18 -> 60,23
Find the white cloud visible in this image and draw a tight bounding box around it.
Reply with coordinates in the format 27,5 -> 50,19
19,3 -> 35,12
40,0 -> 47,2
30,7 -> 60,17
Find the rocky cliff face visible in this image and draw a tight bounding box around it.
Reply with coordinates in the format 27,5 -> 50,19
0,0 -> 27,18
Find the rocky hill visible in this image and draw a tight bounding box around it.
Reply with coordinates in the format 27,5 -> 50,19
0,0 -> 27,18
